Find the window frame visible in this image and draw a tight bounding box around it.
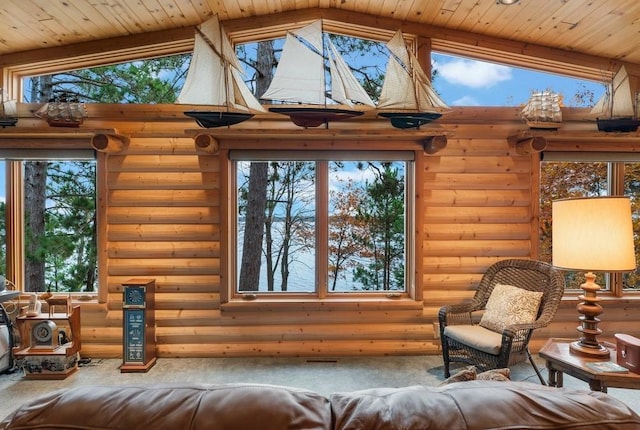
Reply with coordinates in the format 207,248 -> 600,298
2,150 -> 103,300
221,148 -> 423,309
541,152 -> 640,297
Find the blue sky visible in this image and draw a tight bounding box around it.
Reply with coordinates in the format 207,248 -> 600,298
433,53 -> 604,107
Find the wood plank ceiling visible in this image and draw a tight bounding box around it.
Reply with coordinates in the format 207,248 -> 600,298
0,0 -> 639,77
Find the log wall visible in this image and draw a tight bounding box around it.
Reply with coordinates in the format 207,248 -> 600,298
3,104 -> 640,358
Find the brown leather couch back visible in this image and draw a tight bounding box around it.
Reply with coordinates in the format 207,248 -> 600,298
2,381 -> 640,429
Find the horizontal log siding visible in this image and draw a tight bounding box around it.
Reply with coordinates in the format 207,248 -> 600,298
98,137 -> 223,357
4,106 -> 637,358
422,138 -> 533,306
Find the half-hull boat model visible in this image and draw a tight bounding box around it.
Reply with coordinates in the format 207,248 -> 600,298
261,20 -> 375,128
0,88 -> 18,128
377,30 -> 450,129
590,65 -> 640,132
522,90 -> 562,130
177,15 -> 265,128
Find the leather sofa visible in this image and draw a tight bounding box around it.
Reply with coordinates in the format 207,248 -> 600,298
2,380 -> 639,429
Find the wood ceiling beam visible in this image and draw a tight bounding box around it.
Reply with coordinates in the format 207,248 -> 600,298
0,7 -> 633,84
223,8 -> 629,80
0,27 -> 195,74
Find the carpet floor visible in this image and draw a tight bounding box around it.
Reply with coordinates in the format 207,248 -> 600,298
2,355 -> 640,421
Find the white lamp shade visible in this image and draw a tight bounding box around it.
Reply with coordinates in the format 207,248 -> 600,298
552,196 -> 636,272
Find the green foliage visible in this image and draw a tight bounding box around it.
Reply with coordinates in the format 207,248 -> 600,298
28,55 -> 189,103
352,162 -> 405,291
24,161 -> 97,292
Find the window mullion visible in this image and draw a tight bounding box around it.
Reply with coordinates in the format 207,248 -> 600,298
610,162 -> 625,295
316,161 -> 328,298
6,161 -> 24,289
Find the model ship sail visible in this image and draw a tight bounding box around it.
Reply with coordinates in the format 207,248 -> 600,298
0,88 -> 18,128
35,94 -> 87,127
522,90 -> 562,129
177,15 -> 265,128
262,20 -> 375,128
377,30 -> 450,129
590,65 -> 640,132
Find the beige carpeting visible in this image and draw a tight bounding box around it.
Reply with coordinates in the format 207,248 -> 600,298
2,355 -> 640,421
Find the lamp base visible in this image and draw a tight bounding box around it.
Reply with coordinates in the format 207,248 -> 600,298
570,340 -> 610,358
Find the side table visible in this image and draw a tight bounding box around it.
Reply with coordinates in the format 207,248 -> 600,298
539,338 -> 640,393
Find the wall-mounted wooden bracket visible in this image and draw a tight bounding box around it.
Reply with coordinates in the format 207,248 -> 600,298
194,134 -> 220,154
507,132 -> 547,155
91,132 -> 128,153
422,135 -> 448,154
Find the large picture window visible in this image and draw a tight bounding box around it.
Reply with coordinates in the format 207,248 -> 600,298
0,151 -> 97,293
232,151 -> 414,298
540,153 -> 640,294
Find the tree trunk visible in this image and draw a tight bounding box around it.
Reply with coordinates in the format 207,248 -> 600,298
237,41 -> 275,292
24,162 -> 47,292
238,163 -> 268,291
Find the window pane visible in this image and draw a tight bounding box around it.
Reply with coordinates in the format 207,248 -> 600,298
623,163 -> 640,290
329,161 -> 406,292
539,161 -> 608,290
24,160 -> 96,293
236,161 -> 316,293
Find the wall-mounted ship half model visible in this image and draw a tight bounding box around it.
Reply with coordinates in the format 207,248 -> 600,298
590,65 -> 640,132
377,30 -> 450,129
261,20 -> 375,128
177,15 -> 265,128
0,88 -> 18,128
35,94 -> 87,127
521,90 -> 562,130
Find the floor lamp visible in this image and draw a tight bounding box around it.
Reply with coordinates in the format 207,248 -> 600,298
552,196 -> 636,357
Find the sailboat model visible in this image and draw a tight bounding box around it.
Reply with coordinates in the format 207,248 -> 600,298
262,20 -> 375,128
0,88 -> 18,128
590,65 -> 640,132
377,30 -> 450,129
177,15 -> 265,128
35,94 -> 87,127
522,90 -> 562,129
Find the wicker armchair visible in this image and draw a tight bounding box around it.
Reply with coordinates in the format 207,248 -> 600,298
438,259 -> 565,384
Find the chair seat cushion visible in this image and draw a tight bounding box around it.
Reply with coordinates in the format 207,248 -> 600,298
443,324 -> 502,355
479,283 -> 543,332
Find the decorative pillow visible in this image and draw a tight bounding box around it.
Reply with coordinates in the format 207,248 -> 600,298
438,366 -> 477,386
479,284 -> 543,333
477,368 -> 511,381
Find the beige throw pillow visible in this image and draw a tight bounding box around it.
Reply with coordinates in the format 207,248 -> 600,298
479,284 -> 543,333
438,366 -> 477,386
477,368 -> 511,381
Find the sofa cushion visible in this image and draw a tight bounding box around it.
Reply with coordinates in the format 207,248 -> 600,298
0,383 -> 332,430
330,380 -> 640,430
480,283 -> 543,333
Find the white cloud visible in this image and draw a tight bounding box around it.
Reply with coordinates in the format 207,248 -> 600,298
451,96 -> 481,106
436,59 -> 513,89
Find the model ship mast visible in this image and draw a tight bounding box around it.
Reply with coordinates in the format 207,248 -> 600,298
35,94 -> 87,127
522,90 -> 562,130
261,20 -> 375,128
590,65 -> 640,132
177,15 -> 265,128
377,30 -> 450,129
